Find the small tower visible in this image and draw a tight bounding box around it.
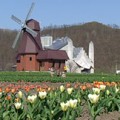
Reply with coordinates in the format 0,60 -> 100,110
89,41 -> 94,73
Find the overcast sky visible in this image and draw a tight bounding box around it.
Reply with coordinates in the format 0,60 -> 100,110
0,0 -> 120,30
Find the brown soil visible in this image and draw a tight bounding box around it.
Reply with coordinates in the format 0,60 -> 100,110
76,99 -> 120,120
76,105 -> 120,120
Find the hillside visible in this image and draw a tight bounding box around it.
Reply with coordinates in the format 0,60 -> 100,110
41,22 -> 120,73
0,29 -> 17,70
0,22 -> 120,73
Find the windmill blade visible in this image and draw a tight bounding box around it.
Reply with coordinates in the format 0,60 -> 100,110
25,2 -> 35,22
12,30 -> 22,48
11,2 -> 36,49
25,25 -> 37,37
11,15 -> 23,25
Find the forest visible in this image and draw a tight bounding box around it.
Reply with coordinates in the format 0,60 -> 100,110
0,22 -> 120,73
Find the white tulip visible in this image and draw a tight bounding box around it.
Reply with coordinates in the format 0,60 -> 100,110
67,88 -> 73,94
67,99 -> 78,108
88,94 -> 99,104
0,92 -> 2,98
18,91 -> 23,98
92,88 -> 100,94
100,85 -> 106,90
60,85 -> 65,92
14,102 -> 21,109
38,91 -> 47,99
115,87 -> 119,93
27,94 -> 37,103
60,102 -> 69,111
106,90 -> 110,95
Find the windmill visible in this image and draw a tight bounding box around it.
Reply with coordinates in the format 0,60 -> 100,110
11,2 -> 43,71
11,2 -> 37,49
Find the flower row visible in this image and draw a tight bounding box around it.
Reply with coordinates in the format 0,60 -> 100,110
0,81 -> 119,120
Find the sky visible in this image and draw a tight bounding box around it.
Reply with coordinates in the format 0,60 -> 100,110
0,0 -> 120,30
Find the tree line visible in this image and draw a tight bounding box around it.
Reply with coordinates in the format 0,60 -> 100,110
0,22 -> 120,73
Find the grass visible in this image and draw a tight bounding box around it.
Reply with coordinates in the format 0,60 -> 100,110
0,71 -> 119,83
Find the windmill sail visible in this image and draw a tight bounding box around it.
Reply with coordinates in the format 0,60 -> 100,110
11,15 -> 23,25
12,31 -> 22,49
25,2 -> 35,22
11,2 -> 37,49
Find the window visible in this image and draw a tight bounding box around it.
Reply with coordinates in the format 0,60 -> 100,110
17,60 -> 20,63
30,57 -> 32,61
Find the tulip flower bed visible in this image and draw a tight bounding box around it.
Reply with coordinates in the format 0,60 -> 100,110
0,81 -> 120,120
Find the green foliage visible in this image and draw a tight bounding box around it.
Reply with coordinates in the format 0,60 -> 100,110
0,86 -> 83,120
0,71 -> 120,83
0,79 -> 120,119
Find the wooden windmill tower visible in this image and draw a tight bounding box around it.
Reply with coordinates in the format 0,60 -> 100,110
11,3 -> 43,71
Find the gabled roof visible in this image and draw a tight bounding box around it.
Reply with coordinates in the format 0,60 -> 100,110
37,50 -> 69,60
27,19 -> 40,31
44,37 -> 68,50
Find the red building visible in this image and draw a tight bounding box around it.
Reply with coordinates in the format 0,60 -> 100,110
16,19 -> 68,71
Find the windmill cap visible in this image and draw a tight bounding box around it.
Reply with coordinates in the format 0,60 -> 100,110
27,19 -> 40,31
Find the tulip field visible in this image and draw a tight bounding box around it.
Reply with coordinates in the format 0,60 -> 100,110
0,72 -> 120,120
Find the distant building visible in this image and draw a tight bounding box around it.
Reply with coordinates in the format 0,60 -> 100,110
43,36 -> 94,73
41,36 -> 53,49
